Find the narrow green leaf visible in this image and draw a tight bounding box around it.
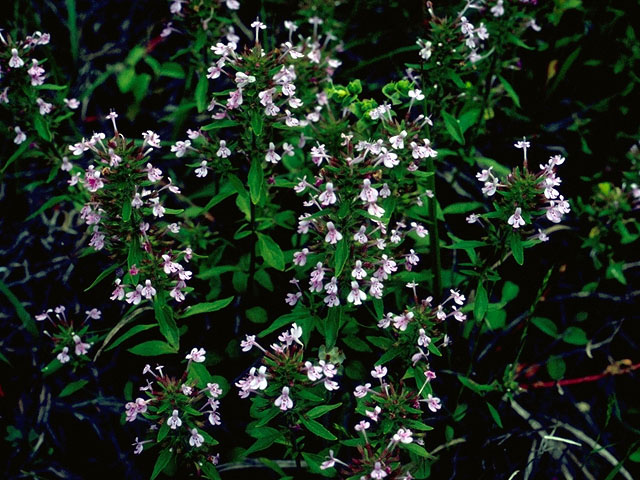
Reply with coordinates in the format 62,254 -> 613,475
486,402 -> 503,428
333,239 -> 349,277
128,340 -> 178,356
160,62 -> 185,79
299,417 -> 337,441
248,157 -> 264,205
195,74 -> 208,113
157,421 -> 170,443
306,403 -> 343,419
258,311 -> 308,338
151,449 -> 173,480
59,379 -> 88,398
155,295 -> 180,348
179,296 -> 234,319
442,201 -> 483,215
65,0 -> 78,63
26,195 -> 70,221
84,263 -> 120,292
33,115 -> 52,141
510,234 -> 524,265
122,200 -> 132,223
324,307 -> 341,349
0,279 -> 38,335
256,233 -> 285,271
105,324 -> 156,351
250,111 -> 263,136
2,141 -> 30,173
200,183 -> 235,214
497,75 -> 521,108
441,110 -> 465,145
474,282 -> 488,322
201,119 -> 240,131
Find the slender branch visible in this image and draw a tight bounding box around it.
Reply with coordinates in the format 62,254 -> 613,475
519,361 -> 640,390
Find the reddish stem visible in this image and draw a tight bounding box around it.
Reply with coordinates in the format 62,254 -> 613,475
519,362 -> 640,390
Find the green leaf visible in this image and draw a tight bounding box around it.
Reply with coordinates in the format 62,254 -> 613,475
179,296 -> 234,319
84,263 -> 121,292
256,233 -> 285,271
59,379 -> 89,398
1,141 -> 30,173
563,326 -> 588,345
306,403 -> 342,419
122,199 -> 132,223
324,307 -> 341,349
33,115 -> 52,141
486,402 -> 503,428
157,421 -> 170,443
248,157 -> 264,205
441,110 -> 465,145
442,202 -> 483,215
606,262 -> 627,285
128,340 -> 178,356
201,119 -> 240,131
258,311 -> 309,338
117,67 -> 136,93
457,375 -> 498,394
497,75 -> 521,108
201,462 -> 222,480
501,281 -> 519,303
160,61 -> 185,79
195,74 -> 209,113
25,194 -> 70,221
299,417 -> 337,441
547,355 -> 566,380
250,112 -> 264,136
105,324 -> 156,351
0,279 -> 38,335
246,306 -> 268,324
510,234 -> 524,265
200,183 -> 235,214
155,295 -> 179,348
531,316 -> 558,338
333,239 -> 349,277
400,442 -> 431,458
474,282 -> 488,322
151,448 -> 173,480
629,448 -> 640,463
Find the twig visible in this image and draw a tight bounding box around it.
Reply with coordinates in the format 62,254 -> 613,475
519,361 -> 640,390
558,422 -> 634,480
429,437 -> 467,455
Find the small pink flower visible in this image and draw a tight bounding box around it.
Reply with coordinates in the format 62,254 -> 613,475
186,347 -> 206,363
274,386 -> 293,411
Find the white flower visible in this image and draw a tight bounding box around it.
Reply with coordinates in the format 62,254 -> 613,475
186,347 -> 206,363
274,386 -> 293,411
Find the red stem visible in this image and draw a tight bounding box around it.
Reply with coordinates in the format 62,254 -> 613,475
519,362 -> 640,390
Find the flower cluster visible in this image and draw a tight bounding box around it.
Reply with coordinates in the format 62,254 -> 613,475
1,29 -> 79,155
318,362 -> 440,479
68,113 -> 193,304
236,323 -> 340,409
125,348 -> 223,476
286,104 -> 437,310
471,138 -> 570,241
35,305 -> 98,367
175,16 -> 340,181
379,286 -> 464,368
